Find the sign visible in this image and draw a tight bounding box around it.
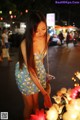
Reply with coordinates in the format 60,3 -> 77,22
46,13 -> 55,27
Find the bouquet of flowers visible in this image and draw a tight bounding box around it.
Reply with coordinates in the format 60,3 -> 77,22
46,72 -> 80,120
31,72 -> 80,120
46,86 -> 80,120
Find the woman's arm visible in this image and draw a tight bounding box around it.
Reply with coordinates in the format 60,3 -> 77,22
21,40 -> 27,65
29,69 -> 47,95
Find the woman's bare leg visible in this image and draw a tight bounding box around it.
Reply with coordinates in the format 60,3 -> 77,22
32,93 -> 39,113
6,48 -> 12,61
22,94 -> 33,119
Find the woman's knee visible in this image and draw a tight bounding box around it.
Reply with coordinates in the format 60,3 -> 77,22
33,93 -> 39,111
23,94 -> 33,109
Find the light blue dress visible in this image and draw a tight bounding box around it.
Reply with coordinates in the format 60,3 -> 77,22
15,53 -> 46,95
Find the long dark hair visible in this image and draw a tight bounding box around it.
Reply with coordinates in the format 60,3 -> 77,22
19,10 -> 47,70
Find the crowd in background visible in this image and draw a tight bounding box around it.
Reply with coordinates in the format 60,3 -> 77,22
0,26 -> 80,62
48,27 -> 80,46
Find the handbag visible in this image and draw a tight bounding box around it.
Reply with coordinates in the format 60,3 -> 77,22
2,48 -> 8,58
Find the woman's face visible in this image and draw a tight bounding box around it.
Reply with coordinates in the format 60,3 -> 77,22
33,21 -> 47,38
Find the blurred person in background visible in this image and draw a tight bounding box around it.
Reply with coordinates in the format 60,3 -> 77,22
49,34 -> 61,46
1,27 -> 12,61
0,28 -> 3,61
58,31 -> 64,45
0,40 -> 2,61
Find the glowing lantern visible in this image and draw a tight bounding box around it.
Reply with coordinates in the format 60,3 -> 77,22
46,106 -> 58,120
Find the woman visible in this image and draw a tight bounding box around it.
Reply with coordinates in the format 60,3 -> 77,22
15,11 -> 52,119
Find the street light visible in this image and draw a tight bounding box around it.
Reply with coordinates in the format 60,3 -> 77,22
9,11 -> 12,15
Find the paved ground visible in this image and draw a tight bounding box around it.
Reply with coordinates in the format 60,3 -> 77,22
0,48 -> 24,120
0,42 -> 80,120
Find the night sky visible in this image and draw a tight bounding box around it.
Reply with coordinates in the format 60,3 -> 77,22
14,0 -> 80,27
54,4 -> 80,27
0,0 -> 80,27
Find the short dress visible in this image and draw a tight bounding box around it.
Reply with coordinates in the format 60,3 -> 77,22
15,53 -> 46,95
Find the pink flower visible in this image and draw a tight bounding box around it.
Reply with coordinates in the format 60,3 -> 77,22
70,89 -> 78,99
30,109 -> 46,120
70,86 -> 80,99
75,86 -> 80,92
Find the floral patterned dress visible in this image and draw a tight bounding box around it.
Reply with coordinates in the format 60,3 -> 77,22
15,53 -> 46,95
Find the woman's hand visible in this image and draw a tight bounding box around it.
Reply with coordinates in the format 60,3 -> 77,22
46,73 -> 55,82
44,93 -> 52,108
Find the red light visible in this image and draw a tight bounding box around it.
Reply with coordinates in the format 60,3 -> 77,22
10,15 -> 13,19
0,17 -> 3,20
20,12 -> 23,15
14,15 -> 16,18
25,9 -> 28,13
